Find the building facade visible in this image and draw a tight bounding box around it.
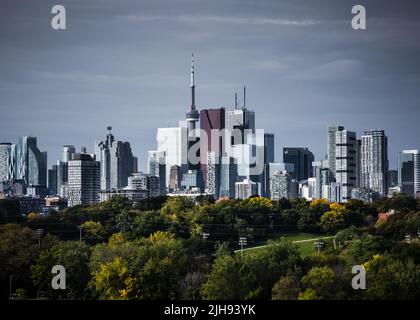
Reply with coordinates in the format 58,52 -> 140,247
360,130 -> 388,197
67,153 -> 100,207
335,129 -> 358,202
235,178 -> 258,199
95,126 -> 135,191
14,136 -> 47,188
147,150 -> 166,195
283,147 -> 314,181
398,150 -> 420,197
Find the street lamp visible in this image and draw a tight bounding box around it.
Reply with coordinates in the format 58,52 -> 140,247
77,225 -> 83,242
36,229 -> 44,248
9,275 -> 13,300
405,234 -> 411,243
314,240 -> 324,254
202,232 -> 210,240
239,237 -> 248,255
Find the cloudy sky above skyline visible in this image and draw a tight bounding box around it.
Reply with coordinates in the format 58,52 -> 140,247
1,0 -> 419,170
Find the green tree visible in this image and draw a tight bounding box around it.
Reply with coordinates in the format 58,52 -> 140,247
31,241 -> 91,299
299,266 -> 336,300
90,256 -> 136,300
0,224 -> 40,299
82,220 -> 106,241
271,275 -> 300,300
133,231 -> 188,299
319,203 -> 349,233
364,254 -> 420,300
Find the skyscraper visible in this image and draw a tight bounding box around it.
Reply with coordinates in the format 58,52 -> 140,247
147,150 -> 166,195
398,150 -> 420,197
227,89 -> 255,146
169,165 -> 182,191
264,134 -> 275,164
335,129 -> 358,202
283,147 -> 314,181
157,127 -> 188,187
328,125 -> 344,179
15,136 -> 47,188
95,126 -> 135,191
67,152 -> 100,206
200,108 -> 225,193
360,130 -> 388,197
0,142 -> 15,182
311,159 -> 330,199
219,156 -> 237,198
62,145 -> 76,162
48,164 -> 58,195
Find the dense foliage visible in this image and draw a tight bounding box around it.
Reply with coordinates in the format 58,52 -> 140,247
0,194 -> 419,300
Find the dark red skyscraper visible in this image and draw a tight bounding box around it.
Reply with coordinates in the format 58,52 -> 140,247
200,108 -> 225,191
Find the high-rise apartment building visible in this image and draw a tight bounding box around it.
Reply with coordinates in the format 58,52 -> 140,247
360,130 -> 388,197
95,126 -> 135,191
269,170 -> 298,200
67,152 -> 100,207
335,129 -> 358,202
328,125 -> 344,179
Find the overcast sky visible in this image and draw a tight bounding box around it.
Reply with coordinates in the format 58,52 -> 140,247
1,0 -> 419,170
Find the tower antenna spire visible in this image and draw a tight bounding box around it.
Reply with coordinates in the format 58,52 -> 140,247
235,92 -> 238,109
190,54 -> 196,111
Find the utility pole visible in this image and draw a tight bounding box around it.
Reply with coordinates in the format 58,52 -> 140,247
36,229 -> 44,248
239,237 -> 247,256
78,225 -> 83,242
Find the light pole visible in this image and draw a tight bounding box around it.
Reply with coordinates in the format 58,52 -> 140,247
78,225 -> 83,242
405,234 -> 411,243
9,275 -> 13,300
239,237 -> 247,255
314,240 -> 324,254
202,232 -> 210,240
36,229 -> 44,248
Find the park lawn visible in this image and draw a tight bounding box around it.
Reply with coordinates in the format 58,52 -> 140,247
238,232 -> 326,254
275,232 -> 323,242
295,241 -> 316,257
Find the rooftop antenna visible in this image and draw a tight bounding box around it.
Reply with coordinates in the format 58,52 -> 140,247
235,92 -> 238,109
243,86 -> 246,110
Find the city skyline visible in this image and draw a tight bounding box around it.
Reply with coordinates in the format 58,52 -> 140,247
1,0 -> 420,170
